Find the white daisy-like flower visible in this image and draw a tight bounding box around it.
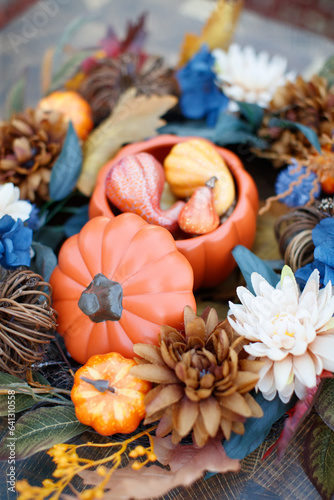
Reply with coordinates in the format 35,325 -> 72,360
212,43 -> 295,108
0,183 -> 32,222
228,266 -> 334,403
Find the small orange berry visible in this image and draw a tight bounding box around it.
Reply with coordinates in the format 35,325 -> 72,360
131,461 -> 142,471
321,176 -> 334,195
37,91 -> 94,140
147,452 -> 157,462
135,445 -> 146,456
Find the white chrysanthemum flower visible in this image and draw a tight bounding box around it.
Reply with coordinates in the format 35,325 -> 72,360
228,266 -> 334,403
0,183 -> 32,222
212,44 -> 295,108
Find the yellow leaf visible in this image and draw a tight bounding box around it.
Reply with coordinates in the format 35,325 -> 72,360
77,89 -> 178,196
178,0 -> 244,67
40,47 -> 55,96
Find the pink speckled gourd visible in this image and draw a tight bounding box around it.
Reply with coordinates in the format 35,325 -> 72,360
105,152 -> 185,233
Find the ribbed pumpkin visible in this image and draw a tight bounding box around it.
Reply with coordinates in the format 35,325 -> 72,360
163,138 -> 235,216
49,213 -> 196,364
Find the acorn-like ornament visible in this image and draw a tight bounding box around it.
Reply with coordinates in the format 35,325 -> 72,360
178,177 -> 220,235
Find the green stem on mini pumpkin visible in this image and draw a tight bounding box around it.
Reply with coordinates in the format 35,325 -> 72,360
78,273 -> 123,323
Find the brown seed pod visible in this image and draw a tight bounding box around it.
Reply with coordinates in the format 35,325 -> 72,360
0,268 -> 57,376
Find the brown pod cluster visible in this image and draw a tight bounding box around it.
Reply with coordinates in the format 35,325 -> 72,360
0,269 -> 57,376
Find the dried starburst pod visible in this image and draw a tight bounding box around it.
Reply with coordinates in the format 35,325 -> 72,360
274,199 -> 334,271
77,53 -> 178,123
257,75 -> 334,166
0,108 -> 67,202
130,306 -> 263,447
0,268 -> 57,376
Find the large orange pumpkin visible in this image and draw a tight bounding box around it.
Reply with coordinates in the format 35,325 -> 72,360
50,213 -> 196,364
89,135 -> 259,290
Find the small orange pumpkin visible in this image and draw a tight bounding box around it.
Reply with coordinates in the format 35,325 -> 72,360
49,213 -> 196,364
71,352 -> 151,436
37,91 -> 94,140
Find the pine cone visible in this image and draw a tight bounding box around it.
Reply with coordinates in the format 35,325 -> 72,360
131,306 -> 263,447
258,75 -> 334,166
76,53 -> 178,123
0,108 -> 67,203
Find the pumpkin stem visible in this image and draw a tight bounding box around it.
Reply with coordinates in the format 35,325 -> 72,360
78,273 -> 123,323
80,376 -> 116,393
205,176 -> 218,189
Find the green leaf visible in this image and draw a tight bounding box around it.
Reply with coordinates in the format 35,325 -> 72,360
224,391 -> 296,459
0,406 -> 88,461
33,225 -> 65,252
213,112 -> 266,148
6,73 -> 26,116
0,373 -> 29,388
268,117 -> 321,153
215,130 -> 267,148
53,17 -> 91,68
159,121 -> 216,140
49,50 -> 94,93
0,372 -> 51,416
232,245 -> 280,294
236,101 -> 264,131
315,378 -> 334,431
304,414 -> 334,500
31,241 -> 57,282
49,122 -> 82,201
0,395 -> 36,417
64,204 -> 89,237
318,54 -> 334,88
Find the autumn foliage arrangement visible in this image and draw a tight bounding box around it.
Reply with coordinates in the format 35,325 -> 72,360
1,3 -> 334,500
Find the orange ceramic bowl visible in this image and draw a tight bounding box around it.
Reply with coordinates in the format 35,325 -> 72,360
89,135 -> 259,290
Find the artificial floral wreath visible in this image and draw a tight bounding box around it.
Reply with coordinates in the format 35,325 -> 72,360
1,2 -> 334,499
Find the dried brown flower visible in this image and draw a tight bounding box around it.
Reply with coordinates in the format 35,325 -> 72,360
0,268 -> 57,376
76,53 -> 178,124
258,75 -> 334,166
0,108 -> 67,202
130,306 -> 263,447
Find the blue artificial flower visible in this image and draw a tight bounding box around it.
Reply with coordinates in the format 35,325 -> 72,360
176,45 -> 228,126
275,162 -> 321,208
295,217 -> 334,286
26,205 -> 44,231
0,215 -> 33,268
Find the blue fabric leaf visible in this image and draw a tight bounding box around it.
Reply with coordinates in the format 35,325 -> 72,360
31,242 -> 57,283
224,392 -> 297,459
49,122 -> 82,201
232,245 -> 280,294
